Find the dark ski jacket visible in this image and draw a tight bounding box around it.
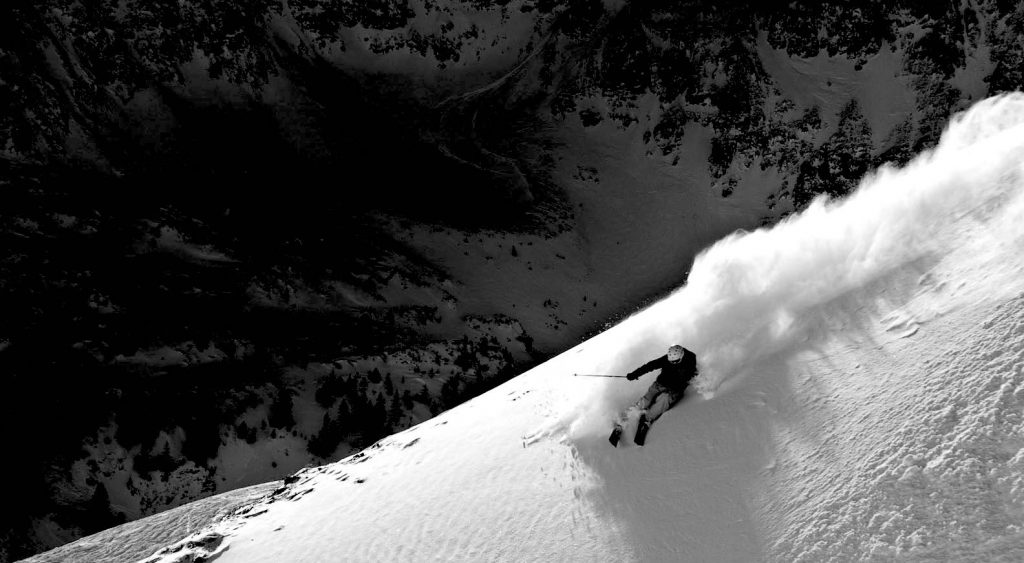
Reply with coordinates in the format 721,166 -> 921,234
627,348 -> 698,393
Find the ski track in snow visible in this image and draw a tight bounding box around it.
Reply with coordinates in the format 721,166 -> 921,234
38,97 -> 1024,563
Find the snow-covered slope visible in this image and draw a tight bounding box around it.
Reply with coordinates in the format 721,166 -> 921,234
29,93 -> 1022,563
12,3 -> 1024,557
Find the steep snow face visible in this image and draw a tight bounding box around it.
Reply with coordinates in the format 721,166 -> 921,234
88,93 -> 1024,563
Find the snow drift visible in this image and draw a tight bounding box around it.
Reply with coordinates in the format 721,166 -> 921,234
27,93 -> 1024,563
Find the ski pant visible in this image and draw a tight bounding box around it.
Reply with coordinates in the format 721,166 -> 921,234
618,381 -> 683,425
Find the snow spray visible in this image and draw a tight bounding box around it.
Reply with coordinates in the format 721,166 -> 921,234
557,93 -> 1024,441
655,93 -> 1024,391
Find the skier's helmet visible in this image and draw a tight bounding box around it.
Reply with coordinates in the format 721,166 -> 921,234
667,345 -> 685,363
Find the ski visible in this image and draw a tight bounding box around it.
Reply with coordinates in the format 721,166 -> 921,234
634,415 -> 650,446
608,424 -> 623,447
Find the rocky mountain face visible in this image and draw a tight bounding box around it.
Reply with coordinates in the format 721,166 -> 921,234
3,1 -> 1023,560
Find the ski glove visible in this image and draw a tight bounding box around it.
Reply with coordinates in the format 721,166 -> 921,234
626,371 -> 640,381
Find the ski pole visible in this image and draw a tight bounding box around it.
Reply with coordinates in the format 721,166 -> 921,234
574,373 -> 627,378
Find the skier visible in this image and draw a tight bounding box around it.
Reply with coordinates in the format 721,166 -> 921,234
609,344 -> 698,446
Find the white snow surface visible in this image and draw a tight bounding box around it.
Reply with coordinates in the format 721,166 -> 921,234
39,93 -> 1024,562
